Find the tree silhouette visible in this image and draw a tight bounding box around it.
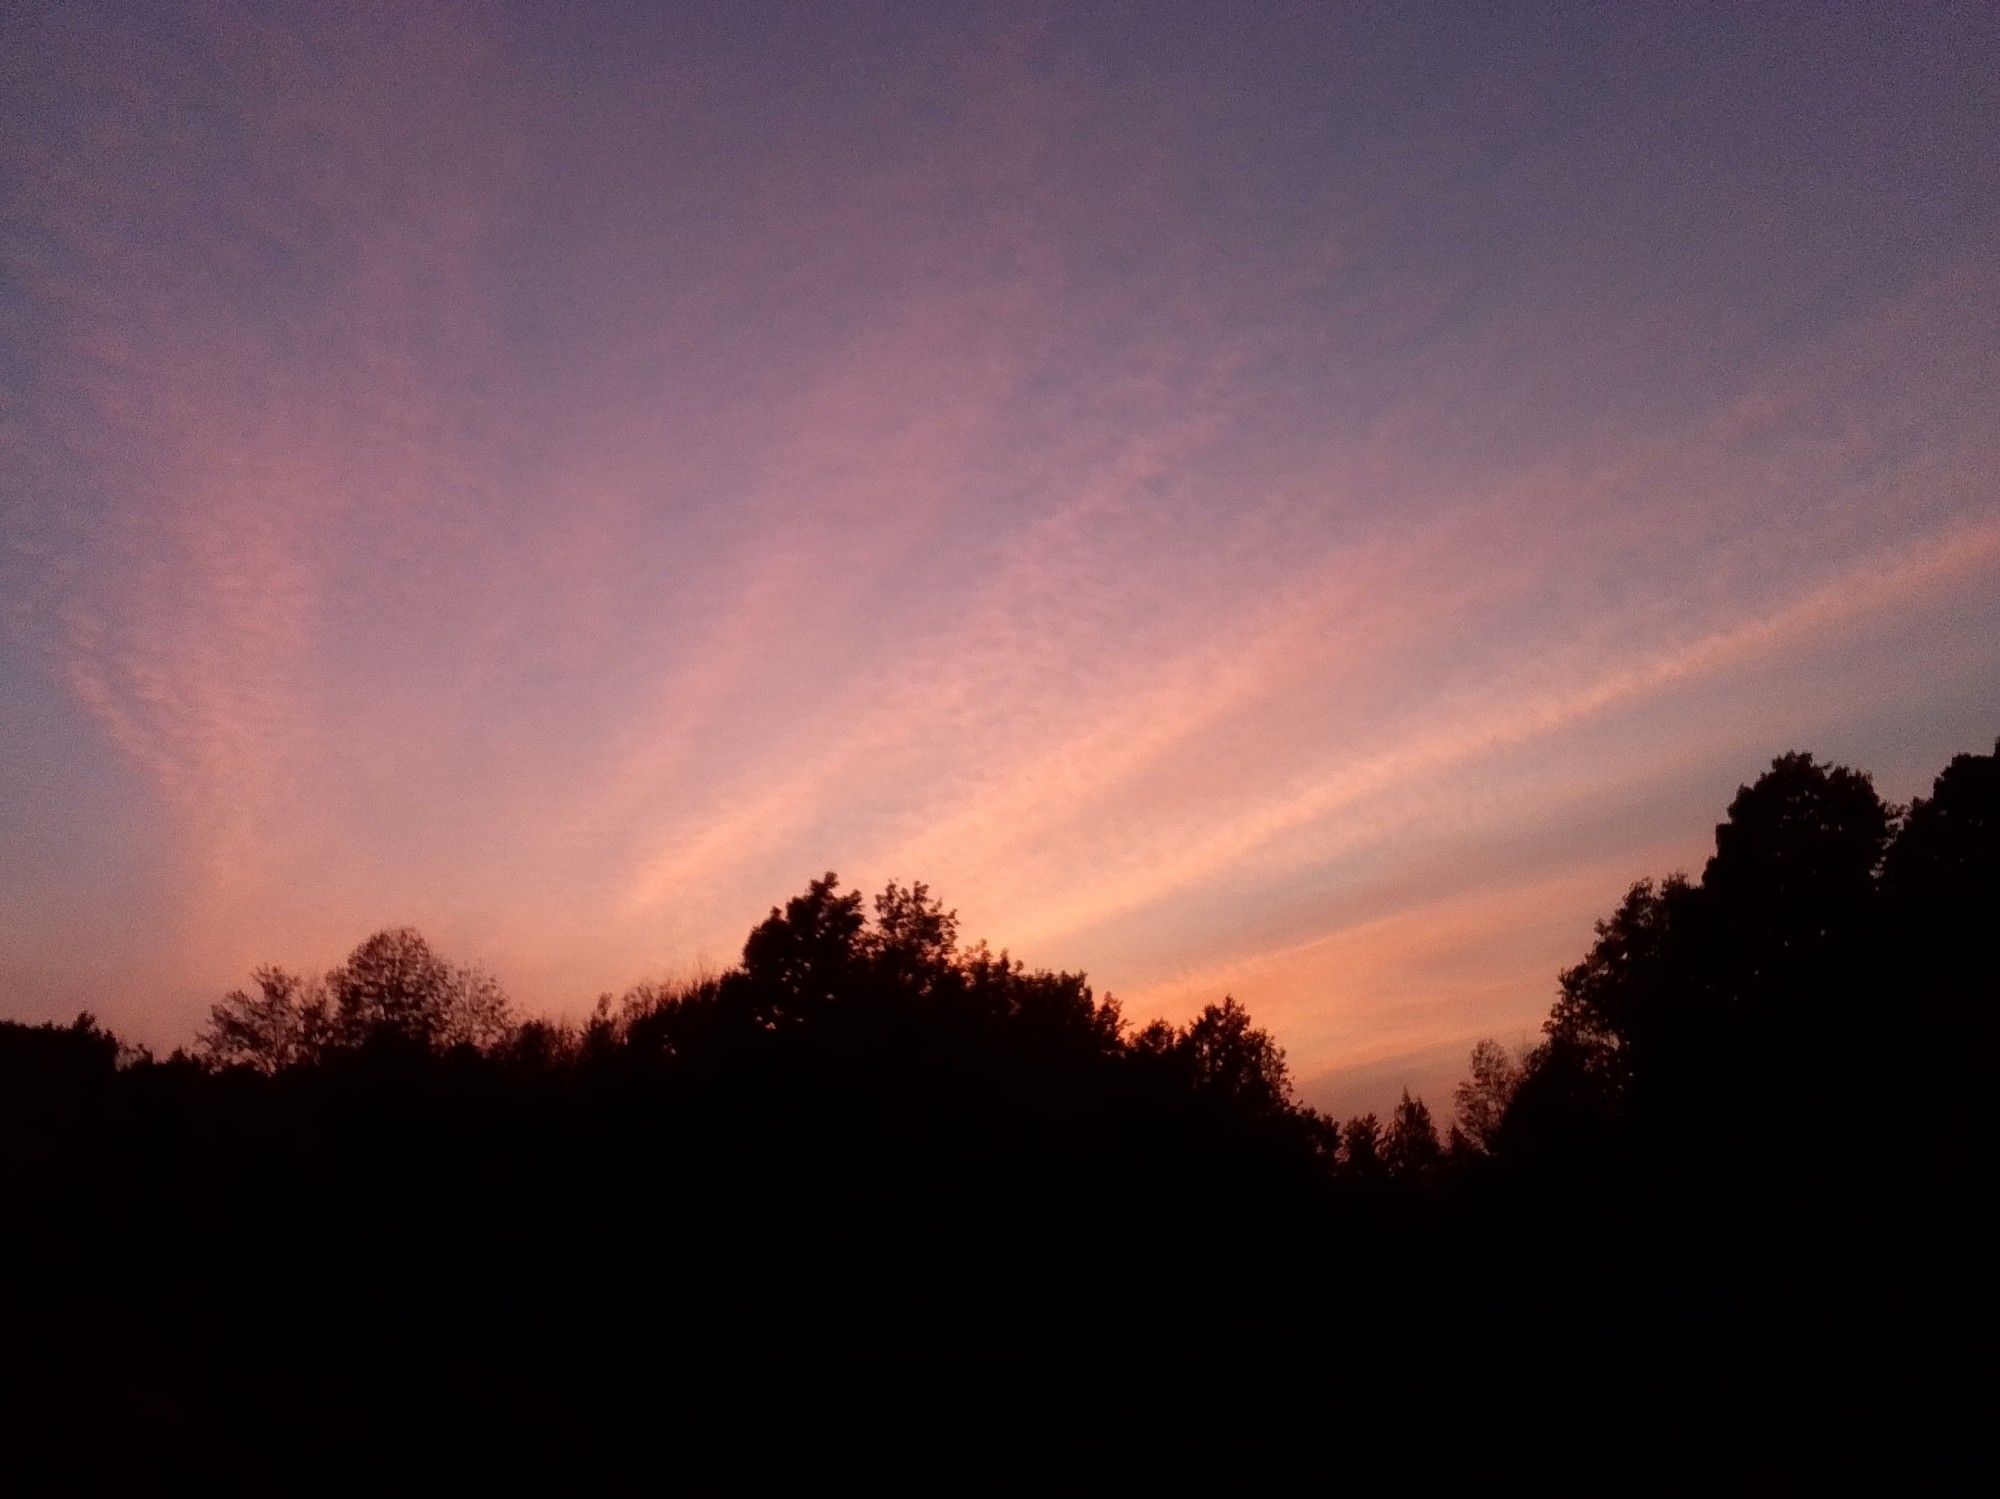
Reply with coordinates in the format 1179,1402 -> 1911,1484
1702,751 -> 1893,927
864,880 -> 960,993
1882,739 -> 2000,920
960,945 -> 1123,1052
1505,750 -> 1904,1157
199,966 -> 328,1072
738,872 -> 866,1027
8,741 -> 1997,1488
328,927 -> 512,1051
198,928 -> 511,1068
1543,874 -> 1699,1105
1339,1111 -> 1385,1179
332,927 -> 457,1047
1384,1089 -> 1442,1179
1874,743 -> 1997,1145
1450,1038 -> 1520,1154
0,1012 -> 120,1088
1176,997 -> 1293,1115
1698,751 -> 1893,1075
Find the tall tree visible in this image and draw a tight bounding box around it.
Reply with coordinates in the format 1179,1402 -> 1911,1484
1384,1090 -> 1442,1179
1340,1112 -> 1385,1180
1881,740 -> 1999,921
738,873 -> 866,1027
199,966 -> 328,1072
1177,998 -> 1293,1116
1544,875 -> 1699,1102
1451,1039 -> 1521,1155
324,928 -> 513,1052
864,881 -> 959,996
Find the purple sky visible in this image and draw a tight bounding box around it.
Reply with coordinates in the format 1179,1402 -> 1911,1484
4,1 -> 1997,1114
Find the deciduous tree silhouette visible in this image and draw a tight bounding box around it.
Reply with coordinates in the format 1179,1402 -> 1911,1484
1543,874 -> 1699,1105
199,966 -> 328,1072
1882,739 -> 2000,942
1384,1089 -> 1442,1179
1702,751 -> 1893,933
863,880 -> 960,993
8,740 -> 1997,1489
738,872 -> 866,1027
1339,1111 -> 1384,1180
1509,750 -> 1901,1155
1176,996 -> 1293,1115
198,927 -> 511,1068
329,926 -> 506,1049
1450,1038 -> 1521,1155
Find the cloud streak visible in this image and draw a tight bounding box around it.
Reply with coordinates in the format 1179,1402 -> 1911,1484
994,514 -> 2000,952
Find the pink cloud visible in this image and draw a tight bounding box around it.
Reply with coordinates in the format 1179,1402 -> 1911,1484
6,9 -> 1995,1076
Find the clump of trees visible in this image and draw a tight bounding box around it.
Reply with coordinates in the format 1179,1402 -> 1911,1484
192,876 -> 1336,1162
199,926 -> 513,1069
1455,745 -> 1997,1178
182,876 -> 1480,1191
3,739 -> 1994,1486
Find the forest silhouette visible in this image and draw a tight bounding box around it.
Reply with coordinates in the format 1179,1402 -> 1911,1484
5,743 -> 1995,1487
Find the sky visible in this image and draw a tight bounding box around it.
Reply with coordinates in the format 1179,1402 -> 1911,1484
3,1 -> 1997,1115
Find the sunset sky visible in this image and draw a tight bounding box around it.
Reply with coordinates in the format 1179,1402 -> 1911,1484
4,2 -> 1996,1113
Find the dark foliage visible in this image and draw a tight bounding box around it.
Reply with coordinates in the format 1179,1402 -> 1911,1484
4,743 -> 1996,1487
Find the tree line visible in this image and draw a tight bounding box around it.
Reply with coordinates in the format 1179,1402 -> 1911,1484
3,741 -> 1993,1487
186,874 -> 1460,1188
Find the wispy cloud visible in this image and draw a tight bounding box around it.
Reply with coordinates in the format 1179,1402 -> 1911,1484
993,515 -> 2000,952
5,5 -> 1996,1084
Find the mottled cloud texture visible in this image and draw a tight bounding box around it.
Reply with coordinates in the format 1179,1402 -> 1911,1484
4,2 -> 1997,1112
